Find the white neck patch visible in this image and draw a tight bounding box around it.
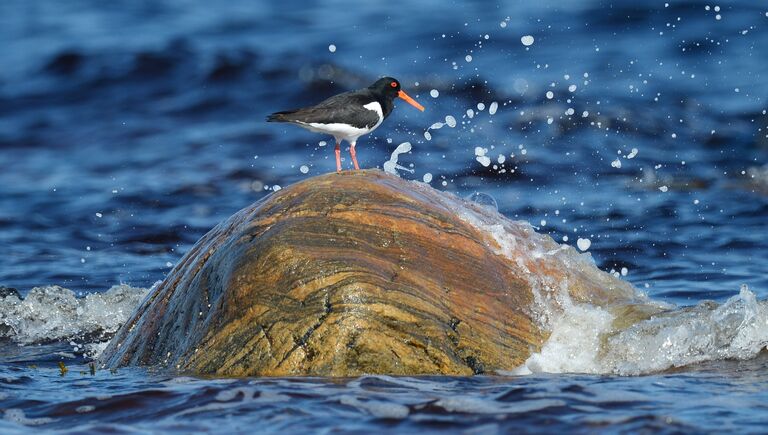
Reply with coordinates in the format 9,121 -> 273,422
363,101 -> 383,119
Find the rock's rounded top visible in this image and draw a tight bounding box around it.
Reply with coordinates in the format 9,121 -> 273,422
99,169 -> 643,377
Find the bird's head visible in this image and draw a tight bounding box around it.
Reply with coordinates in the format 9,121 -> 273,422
369,77 -> 425,112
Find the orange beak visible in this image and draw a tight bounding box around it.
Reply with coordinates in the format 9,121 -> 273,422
398,90 -> 425,112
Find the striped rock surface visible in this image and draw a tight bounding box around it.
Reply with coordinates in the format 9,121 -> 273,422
99,169 -> 641,376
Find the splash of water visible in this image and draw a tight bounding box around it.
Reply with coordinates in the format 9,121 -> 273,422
0,284 -> 149,357
383,142 -> 414,175
422,183 -> 768,375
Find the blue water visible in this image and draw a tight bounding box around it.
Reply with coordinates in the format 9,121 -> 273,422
2,358 -> 768,433
1,0 -> 767,432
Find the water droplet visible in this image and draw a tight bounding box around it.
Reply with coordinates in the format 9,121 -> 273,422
476,156 -> 491,167
467,192 -> 498,211
577,238 -> 591,252
521,35 -> 535,46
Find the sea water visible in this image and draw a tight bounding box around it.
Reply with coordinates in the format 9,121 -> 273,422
1,0 -> 767,432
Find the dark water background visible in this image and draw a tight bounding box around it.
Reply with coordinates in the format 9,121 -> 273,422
1,0 -> 767,432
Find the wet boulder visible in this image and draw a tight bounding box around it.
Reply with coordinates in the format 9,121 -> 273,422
99,170 -> 642,376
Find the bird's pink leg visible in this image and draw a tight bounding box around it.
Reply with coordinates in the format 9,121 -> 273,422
350,142 -> 360,171
335,141 -> 342,173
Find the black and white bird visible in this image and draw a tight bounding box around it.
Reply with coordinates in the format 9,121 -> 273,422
267,77 -> 424,172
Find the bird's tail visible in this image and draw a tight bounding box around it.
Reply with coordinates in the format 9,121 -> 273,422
266,111 -> 295,122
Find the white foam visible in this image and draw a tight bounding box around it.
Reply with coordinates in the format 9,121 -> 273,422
426,187 -> 767,375
0,284 -> 148,356
524,292 -> 614,374
340,396 -> 409,419
75,405 -> 95,414
599,286 -> 768,374
3,409 -> 57,426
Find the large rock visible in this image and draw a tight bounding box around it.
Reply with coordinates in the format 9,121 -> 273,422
100,170 -> 646,376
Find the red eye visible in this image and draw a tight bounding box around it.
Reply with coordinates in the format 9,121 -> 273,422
390,81 -> 397,88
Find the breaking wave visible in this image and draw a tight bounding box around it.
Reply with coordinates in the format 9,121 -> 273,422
432,182 -> 768,375
0,284 -> 149,358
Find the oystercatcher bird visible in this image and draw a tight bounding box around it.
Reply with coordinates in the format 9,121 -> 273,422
267,77 -> 424,172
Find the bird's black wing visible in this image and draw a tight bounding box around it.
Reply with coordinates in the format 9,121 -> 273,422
267,91 -> 380,129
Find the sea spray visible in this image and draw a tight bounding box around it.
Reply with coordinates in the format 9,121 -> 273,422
383,142 -> 414,175
0,284 -> 149,357
600,285 -> 768,375
417,182 -> 768,375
